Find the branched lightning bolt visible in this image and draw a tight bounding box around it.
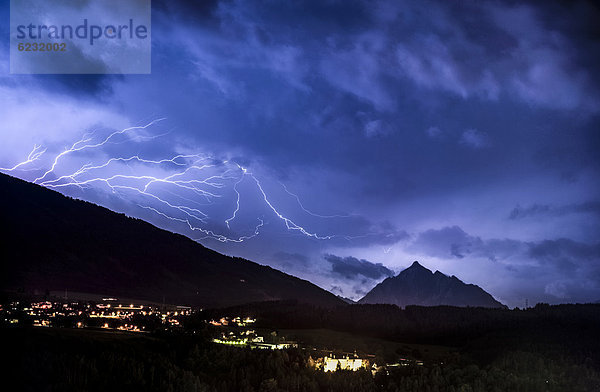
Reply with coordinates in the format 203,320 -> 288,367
33,118 -> 166,184
251,174 -> 334,240
225,168 -> 244,230
279,182 -> 352,219
1,119 -> 346,243
0,144 -> 46,171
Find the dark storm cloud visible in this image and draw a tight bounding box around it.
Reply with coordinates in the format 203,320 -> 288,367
528,239 -> 600,265
108,0 -> 600,208
410,226 -> 600,272
324,254 -> 395,280
154,0 -> 219,22
509,201 -> 600,220
178,0 -> 595,202
411,226 -> 484,259
2,0 -> 599,306
34,74 -> 117,97
332,218 -> 410,247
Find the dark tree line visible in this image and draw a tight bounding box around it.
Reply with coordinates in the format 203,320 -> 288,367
2,302 -> 600,392
200,301 -> 600,364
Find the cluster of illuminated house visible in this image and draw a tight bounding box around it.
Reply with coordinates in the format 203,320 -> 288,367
210,323 -> 376,372
0,299 -> 190,332
210,317 -> 298,350
207,315 -> 423,373
1,300 -> 423,373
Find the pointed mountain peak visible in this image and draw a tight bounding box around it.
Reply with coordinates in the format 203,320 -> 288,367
408,261 -> 430,270
397,261 -> 433,279
359,260 -> 506,309
404,261 -> 431,273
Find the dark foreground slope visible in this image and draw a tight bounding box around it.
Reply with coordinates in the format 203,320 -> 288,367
0,173 -> 343,308
359,261 -> 505,308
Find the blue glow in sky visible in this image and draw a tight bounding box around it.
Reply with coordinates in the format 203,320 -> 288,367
1,0 -> 599,307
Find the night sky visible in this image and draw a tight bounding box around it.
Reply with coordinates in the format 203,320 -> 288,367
1,0 -> 599,307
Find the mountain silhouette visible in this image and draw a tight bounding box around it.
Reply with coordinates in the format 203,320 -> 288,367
359,261 -> 505,308
0,173 -> 344,308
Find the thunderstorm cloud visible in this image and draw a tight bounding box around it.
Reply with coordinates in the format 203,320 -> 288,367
0,0 -> 599,306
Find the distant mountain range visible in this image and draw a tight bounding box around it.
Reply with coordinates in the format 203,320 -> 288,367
359,261 -> 506,308
0,173 -> 344,308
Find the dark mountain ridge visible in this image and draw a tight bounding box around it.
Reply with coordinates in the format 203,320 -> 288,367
359,261 -> 505,308
0,173 -> 344,308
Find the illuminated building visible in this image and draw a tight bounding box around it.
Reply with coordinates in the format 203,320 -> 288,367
323,356 -> 369,372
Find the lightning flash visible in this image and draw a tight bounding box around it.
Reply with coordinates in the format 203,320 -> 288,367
1,119 -> 344,243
